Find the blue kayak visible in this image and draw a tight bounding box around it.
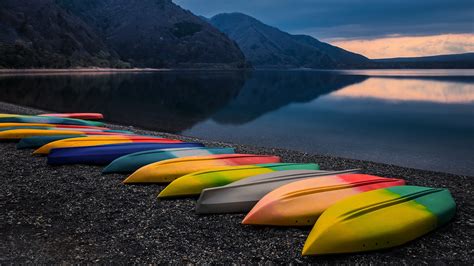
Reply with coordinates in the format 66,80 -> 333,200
47,142 -> 205,165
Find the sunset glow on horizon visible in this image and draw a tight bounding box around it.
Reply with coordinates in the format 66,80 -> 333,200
331,34 -> 474,59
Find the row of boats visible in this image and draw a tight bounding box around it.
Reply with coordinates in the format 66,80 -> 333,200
0,112 -> 456,255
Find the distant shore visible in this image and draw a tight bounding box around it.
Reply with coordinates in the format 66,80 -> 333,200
0,101 -> 472,264
0,68 -> 171,75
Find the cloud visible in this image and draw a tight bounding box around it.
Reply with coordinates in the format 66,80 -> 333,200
331,34 -> 474,59
173,0 -> 474,39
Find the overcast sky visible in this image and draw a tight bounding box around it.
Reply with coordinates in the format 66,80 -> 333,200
174,0 -> 474,58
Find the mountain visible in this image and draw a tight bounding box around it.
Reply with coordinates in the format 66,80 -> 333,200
374,53 -> 474,69
56,0 -> 247,68
0,0 -> 124,68
0,0 -> 247,69
209,12 -> 370,69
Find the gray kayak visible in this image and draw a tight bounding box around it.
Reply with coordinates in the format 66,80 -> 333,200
195,169 -> 360,214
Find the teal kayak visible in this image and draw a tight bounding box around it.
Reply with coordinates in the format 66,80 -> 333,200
103,147 -> 236,174
0,116 -> 104,127
16,135 -> 87,149
16,129 -> 134,149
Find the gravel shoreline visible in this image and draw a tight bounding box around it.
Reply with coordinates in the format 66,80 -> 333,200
1,101 -> 472,264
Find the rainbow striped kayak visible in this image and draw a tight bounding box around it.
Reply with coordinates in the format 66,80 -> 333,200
103,147 -> 236,174
0,126 -> 130,134
158,163 -> 321,198
302,186 -> 456,255
0,129 -> 105,141
34,136 -> 183,154
124,154 -> 281,184
47,142 -> 205,165
0,123 -> 109,130
0,126 -> 106,132
196,169 -> 359,214
39,113 -> 104,120
0,115 -> 104,126
0,128 -> 134,141
242,174 -> 405,226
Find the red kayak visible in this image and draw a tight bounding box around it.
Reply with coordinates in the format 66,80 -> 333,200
39,113 -> 104,120
52,124 -> 109,130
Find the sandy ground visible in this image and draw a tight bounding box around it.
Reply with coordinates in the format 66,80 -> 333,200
0,101 -> 472,264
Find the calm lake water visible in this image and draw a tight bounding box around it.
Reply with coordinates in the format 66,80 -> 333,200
0,69 -> 473,176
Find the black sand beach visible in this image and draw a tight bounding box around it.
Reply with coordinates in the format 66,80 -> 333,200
1,101 -> 472,264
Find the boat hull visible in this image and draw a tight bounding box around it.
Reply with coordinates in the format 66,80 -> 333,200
0,123 -> 108,130
242,174 -> 405,226
34,136 -> 182,154
47,142 -> 205,165
123,154 -> 281,184
103,147 -> 236,174
0,115 -> 104,126
196,169 -> 359,214
0,129 -> 98,141
17,135 -> 87,149
39,113 -> 104,120
302,186 -> 456,255
159,163 -> 321,198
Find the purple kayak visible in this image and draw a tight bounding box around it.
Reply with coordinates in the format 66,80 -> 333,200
47,142 -> 205,165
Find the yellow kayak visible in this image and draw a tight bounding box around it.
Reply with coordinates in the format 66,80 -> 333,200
124,154 -> 282,184
0,113 -> 21,118
33,136 -> 181,155
158,163 -> 320,198
0,129 -> 94,141
302,186 -> 455,255
0,123 -> 56,128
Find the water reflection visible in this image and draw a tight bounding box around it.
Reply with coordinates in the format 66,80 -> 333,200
0,71 -> 367,129
330,78 -> 474,103
0,70 -> 473,175
0,72 -> 246,132
213,71 -> 366,124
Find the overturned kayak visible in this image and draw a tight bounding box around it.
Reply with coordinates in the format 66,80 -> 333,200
302,186 -> 456,255
39,113 -> 104,120
242,174 -> 405,226
158,163 -> 321,198
0,123 -> 109,130
0,115 -> 104,126
0,113 -> 21,117
196,169 -> 359,214
0,128 -> 133,141
0,126 -> 130,134
47,142 -> 205,165
0,129 -> 101,141
103,147 -> 236,174
17,135 -> 87,149
16,130 -> 134,149
34,136 -> 183,154
0,126 -> 55,131
123,154 -> 281,184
